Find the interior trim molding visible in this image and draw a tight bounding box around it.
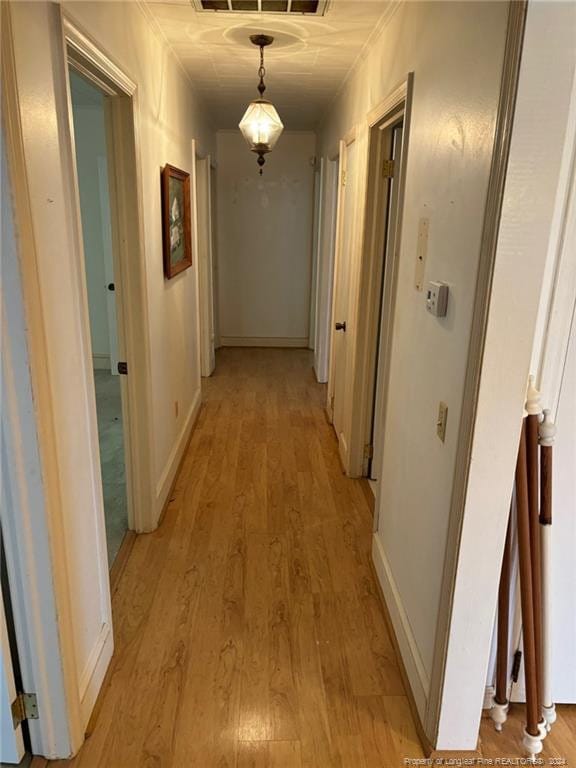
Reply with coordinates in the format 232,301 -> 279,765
155,387 -> 202,521
366,77 -> 409,128
483,684 -> 497,711
346,73 -> 414,479
371,533 -> 430,721
343,125 -> 357,146
63,17 -> 136,96
220,336 -> 309,348
1,3 -> 106,753
317,0 -> 402,135
78,622 -> 113,725
64,13 -> 157,534
92,353 -> 111,370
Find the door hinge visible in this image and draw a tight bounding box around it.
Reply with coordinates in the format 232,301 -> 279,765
11,693 -> 39,729
364,443 -> 374,460
341,170 -> 347,187
117,361 -> 128,375
382,159 -> 395,178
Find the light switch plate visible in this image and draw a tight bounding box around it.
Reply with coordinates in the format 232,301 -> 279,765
437,402 -> 448,442
426,281 -> 449,317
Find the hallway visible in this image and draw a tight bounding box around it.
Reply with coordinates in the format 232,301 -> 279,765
54,348 -> 423,767
3,0 -> 576,762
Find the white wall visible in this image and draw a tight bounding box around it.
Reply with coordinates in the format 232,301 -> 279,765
317,0 -> 509,722
6,0 -> 215,754
437,0 -> 576,749
216,130 -> 316,346
70,75 -> 111,361
501,23 -> 576,707
63,1 -> 215,516
527,28 -> 576,704
549,315 -> 576,701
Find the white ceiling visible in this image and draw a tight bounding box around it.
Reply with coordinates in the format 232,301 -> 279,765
144,0 -> 395,129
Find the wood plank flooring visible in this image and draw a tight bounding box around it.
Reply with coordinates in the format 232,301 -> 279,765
479,704 -> 576,763
50,348 -> 575,767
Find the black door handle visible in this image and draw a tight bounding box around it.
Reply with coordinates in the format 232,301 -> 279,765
335,321 -> 346,332
108,283 -> 115,291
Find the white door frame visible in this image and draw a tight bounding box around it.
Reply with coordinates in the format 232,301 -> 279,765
327,78 -> 413,477
2,3 -> 156,757
353,79 -> 413,490
350,79 -> 413,480
1,7 -> 78,756
196,153 -> 216,377
65,18 -> 155,535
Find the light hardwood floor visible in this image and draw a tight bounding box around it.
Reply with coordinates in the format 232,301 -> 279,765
49,348 -> 575,767
479,704 -> 576,763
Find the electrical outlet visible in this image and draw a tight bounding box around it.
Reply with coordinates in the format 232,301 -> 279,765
437,402 -> 448,442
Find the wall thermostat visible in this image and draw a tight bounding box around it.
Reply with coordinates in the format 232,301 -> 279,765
426,281 -> 449,317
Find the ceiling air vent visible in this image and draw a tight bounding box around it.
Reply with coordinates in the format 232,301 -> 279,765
193,0 -> 328,15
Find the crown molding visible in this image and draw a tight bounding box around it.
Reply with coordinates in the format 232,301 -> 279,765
316,0 -> 403,133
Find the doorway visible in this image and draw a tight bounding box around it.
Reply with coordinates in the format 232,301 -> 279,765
314,155 -> 340,384
196,153 -> 216,377
328,135 -> 358,465
336,78 -> 412,484
369,116 -> 405,482
69,70 -> 128,567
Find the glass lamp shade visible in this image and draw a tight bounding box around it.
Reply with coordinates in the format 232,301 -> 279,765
239,99 -> 284,154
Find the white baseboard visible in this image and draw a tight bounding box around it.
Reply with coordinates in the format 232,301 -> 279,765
483,684 -> 496,710
510,676 -> 526,703
92,353 -> 111,370
338,430 -> 349,471
154,387 -> 201,523
371,532 -> 430,722
313,365 -> 328,384
220,336 -> 309,348
78,621 -> 113,727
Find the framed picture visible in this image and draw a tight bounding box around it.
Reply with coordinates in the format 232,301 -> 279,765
161,164 -> 192,279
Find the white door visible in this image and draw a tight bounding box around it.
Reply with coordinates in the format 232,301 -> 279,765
314,158 -> 339,384
97,156 -> 119,375
196,156 -> 215,377
0,592 -> 25,764
330,139 -> 358,461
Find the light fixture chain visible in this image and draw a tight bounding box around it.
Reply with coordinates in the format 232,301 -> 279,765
257,44 -> 266,96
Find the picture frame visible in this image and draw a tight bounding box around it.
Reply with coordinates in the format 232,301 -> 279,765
161,164 -> 192,279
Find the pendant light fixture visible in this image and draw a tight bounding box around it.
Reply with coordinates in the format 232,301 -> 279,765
239,34 -> 284,175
